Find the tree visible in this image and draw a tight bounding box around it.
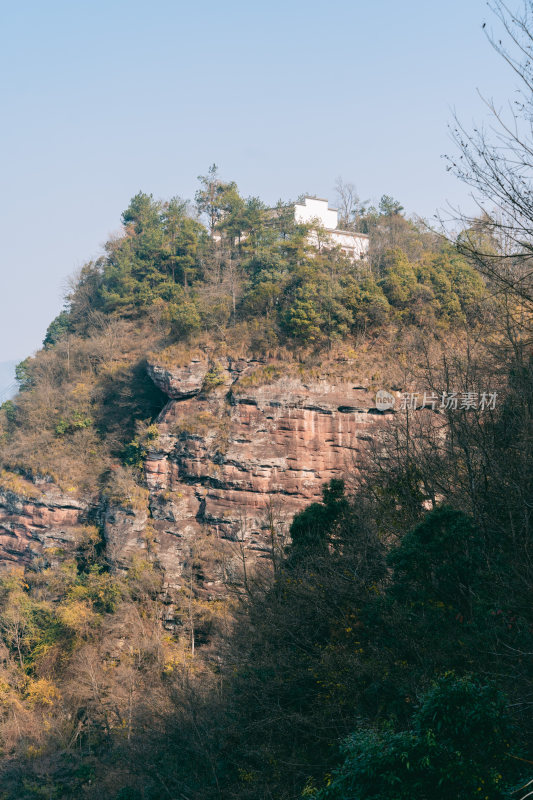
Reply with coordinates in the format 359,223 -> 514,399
315,675 -> 516,800
387,506 -> 483,616
195,164 -> 242,236
14,357 -> 34,391
121,191 -> 161,234
334,177 -> 360,230
378,194 -> 404,217
287,478 -> 348,561
162,197 -> 204,288
447,0 -> 533,312
43,310 -> 70,348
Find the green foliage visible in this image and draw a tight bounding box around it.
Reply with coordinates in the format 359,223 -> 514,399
121,191 -> 161,233
195,163 -> 243,234
349,275 -> 391,328
387,506 -> 483,612
15,358 -> 34,391
282,283 -> 325,342
1,399 -> 17,425
356,193 -> 405,234
0,175 -> 521,800
288,479 -> 348,560
35,179 -> 487,361
67,565 -> 124,613
238,206 -> 484,345
122,422 -> 159,469
43,310 -> 70,348
378,247 -> 485,326
379,249 -> 419,308
55,411 -> 93,436
201,361 -> 227,392
166,292 -> 202,339
316,675 -> 515,800
92,192 -> 206,318
379,194 -> 405,217
0,569 -> 73,674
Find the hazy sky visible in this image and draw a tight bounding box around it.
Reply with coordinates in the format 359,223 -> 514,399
0,0 -> 519,364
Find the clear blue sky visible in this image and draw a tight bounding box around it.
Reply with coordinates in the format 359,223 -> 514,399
0,0 -> 518,364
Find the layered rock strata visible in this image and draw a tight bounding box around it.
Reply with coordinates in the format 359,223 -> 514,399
0,357 -> 394,599
143,357 -> 391,591
0,483 -> 86,565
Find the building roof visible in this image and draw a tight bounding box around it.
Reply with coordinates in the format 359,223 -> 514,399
296,196 -> 338,212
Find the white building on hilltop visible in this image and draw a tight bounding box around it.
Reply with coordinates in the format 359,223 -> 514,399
294,197 -> 369,261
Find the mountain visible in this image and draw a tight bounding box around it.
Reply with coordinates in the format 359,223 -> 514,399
0,187 -> 484,598
0,182 -> 530,800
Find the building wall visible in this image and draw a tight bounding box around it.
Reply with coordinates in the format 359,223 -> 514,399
330,229 -> 369,259
215,196 -> 369,262
297,198 -> 369,260
294,197 -> 338,230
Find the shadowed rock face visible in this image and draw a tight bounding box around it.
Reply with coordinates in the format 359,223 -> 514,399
143,358 -> 390,591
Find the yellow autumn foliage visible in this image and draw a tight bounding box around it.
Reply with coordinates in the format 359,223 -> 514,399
57,599 -> 97,633
24,678 -> 61,708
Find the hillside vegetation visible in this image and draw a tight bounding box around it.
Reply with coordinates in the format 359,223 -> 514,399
1,172 -> 486,493
0,168 -> 530,799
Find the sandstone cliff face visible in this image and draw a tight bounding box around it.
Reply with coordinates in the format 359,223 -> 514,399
103,504 -> 150,569
0,476 -> 152,583
142,357 -> 390,591
0,482 -> 86,565
0,357 -> 393,600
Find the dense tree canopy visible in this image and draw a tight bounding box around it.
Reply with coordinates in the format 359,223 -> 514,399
36,179 -> 488,356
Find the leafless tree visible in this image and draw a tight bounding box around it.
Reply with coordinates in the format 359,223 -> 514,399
334,177 -> 359,230
446,0 -> 533,317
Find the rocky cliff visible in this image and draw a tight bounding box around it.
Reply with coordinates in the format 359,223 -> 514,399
0,356 -> 393,599
0,476 -> 86,566
142,356 -> 391,593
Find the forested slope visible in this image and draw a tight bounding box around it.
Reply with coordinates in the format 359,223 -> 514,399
0,167 -> 530,799
1,176 -> 485,491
